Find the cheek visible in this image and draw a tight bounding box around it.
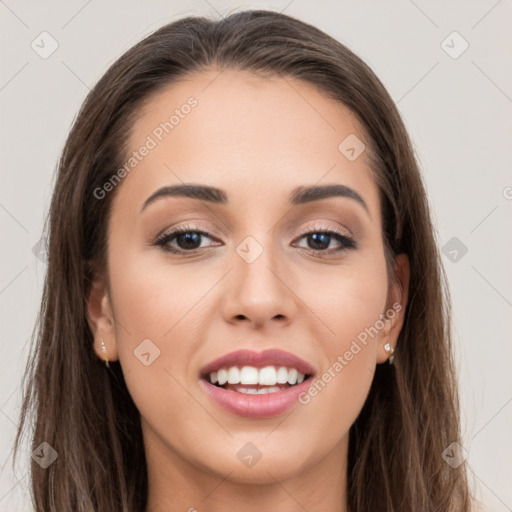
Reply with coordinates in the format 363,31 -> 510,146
108,239 -> 212,342
295,249 -> 387,428
107,257 -> 205,438
106,238 -> 198,397
301,244 -> 389,350
297,291 -> 382,448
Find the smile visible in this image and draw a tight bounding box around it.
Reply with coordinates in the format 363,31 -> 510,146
198,349 -> 316,418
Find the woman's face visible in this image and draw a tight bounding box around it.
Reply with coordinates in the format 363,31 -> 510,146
88,69 -> 408,492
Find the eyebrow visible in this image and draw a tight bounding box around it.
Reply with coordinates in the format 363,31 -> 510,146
141,183 -> 369,215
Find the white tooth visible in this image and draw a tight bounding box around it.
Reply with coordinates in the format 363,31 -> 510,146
209,371 -> 218,384
257,386 -> 281,394
297,372 -> 305,384
276,367 -> 289,384
236,387 -> 258,394
287,368 -> 298,385
258,366 -> 277,386
227,366 -> 240,384
240,366 -> 259,385
217,368 -> 228,385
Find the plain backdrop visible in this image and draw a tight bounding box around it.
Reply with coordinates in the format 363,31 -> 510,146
1,1 -> 511,510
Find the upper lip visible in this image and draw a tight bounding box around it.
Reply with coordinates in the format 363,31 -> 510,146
199,349 -> 316,378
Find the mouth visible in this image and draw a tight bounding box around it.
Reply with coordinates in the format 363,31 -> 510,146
199,348 -> 316,392
198,349 -> 316,417
202,367 -> 314,394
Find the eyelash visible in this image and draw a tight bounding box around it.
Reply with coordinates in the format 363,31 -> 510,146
152,223 -> 357,257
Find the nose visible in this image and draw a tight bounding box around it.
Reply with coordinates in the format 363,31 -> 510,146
221,238 -> 298,330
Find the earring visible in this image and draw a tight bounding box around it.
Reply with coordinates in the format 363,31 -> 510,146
383,342 -> 395,365
100,338 -> 110,368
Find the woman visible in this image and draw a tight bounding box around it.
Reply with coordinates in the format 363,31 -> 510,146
14,9 -> 474,511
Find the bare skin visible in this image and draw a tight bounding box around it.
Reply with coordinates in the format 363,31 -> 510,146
87,68 -> 409,512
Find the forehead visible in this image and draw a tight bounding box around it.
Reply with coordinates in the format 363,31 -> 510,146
116,68 -> 380,221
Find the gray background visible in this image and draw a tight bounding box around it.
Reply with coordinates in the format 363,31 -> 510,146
1,1 -> 511,510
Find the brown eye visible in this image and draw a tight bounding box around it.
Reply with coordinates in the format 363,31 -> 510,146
153,224 -> 220,254
293,225 -> 357,255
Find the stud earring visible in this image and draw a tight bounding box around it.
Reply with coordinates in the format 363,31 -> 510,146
383,342 -> 395,365
100,338 -> 110,368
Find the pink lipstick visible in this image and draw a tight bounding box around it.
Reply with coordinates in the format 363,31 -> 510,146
198,349 -> 316,418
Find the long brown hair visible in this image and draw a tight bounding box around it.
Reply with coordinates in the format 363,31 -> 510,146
13,9 -> 472,511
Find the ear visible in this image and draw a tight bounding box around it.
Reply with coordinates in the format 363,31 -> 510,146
86,268 -> 119,364
376,253 -> 410,364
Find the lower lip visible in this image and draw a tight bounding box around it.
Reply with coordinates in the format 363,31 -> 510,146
198,378 -> 313,418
